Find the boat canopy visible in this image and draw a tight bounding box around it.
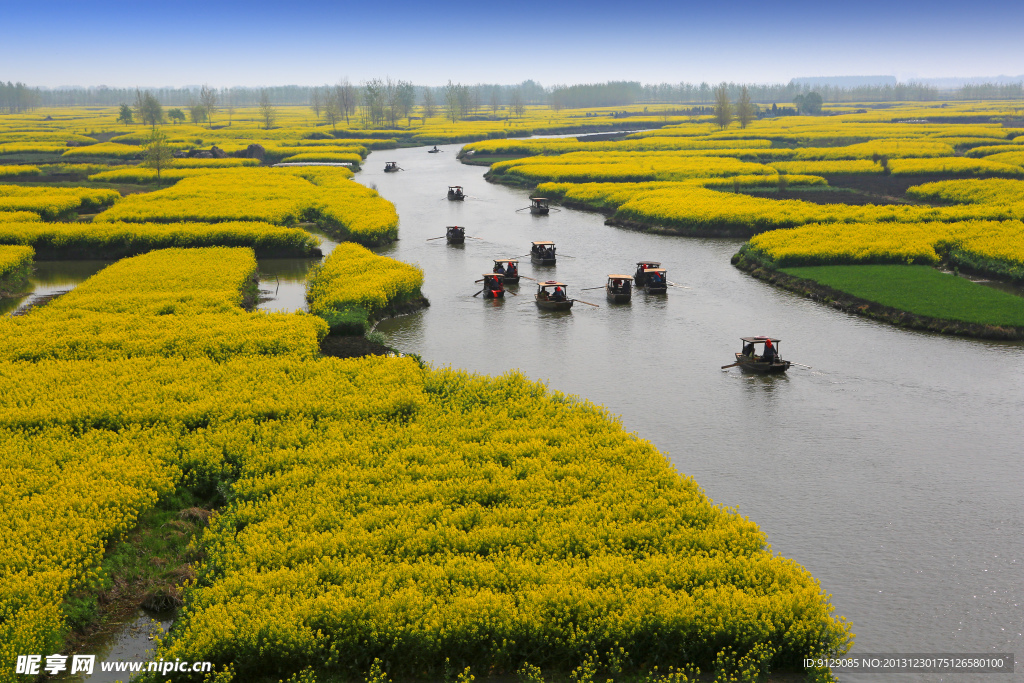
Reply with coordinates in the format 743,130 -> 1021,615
531,197 -> 549,202
532,240 -> 555,246
740,337 -> 781,344
607,274 -> 633,280
448,185 -> 463,190
643,268 -> 667,274
538,281 -> 566,287
637,261 -> 661,267
447,225 -> 464,230
484,273 -> 505,280
494,258 -> 519,264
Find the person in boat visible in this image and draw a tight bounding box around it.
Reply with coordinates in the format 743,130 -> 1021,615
612,279 -> 622,289
537,288 -> 549,300
507,262 -> 517,278
761,339 -> 777,363
742,341 -> 755,357
432,146 -> 439,152
648,271 -> 664,286
493,262 -> 506,275
551,286 -> 567,301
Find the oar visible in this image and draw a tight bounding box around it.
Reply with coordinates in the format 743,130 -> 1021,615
556,254 -> 577,259
505,289 -> 518,296
472,289 -> 484,297
788,362 -> 813,369
579,286 -> 606,291
721,362 -> 741,369
466,236 -> 484,240
570,299 -> 599,307
426,236 -> 447,241
518,274 -> 538,281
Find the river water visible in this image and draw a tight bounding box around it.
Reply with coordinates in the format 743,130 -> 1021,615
11,145 -> 1022,682
363,144 -> 1023,683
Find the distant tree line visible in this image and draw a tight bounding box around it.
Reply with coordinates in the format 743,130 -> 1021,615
6,78 -> 1022,118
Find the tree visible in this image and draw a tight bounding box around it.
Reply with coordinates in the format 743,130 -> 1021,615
311,86 -> 323,120
138,91 -> 164,128
224,93 -> 235,127
444,80 -> 460,122
324,91 -> 341,130
793,92 -> 823,115
337,78 -> 357,125
199,84 -> 218,128
713,84 -> 732,130
188,97 -> 207,124
396,81 -> 416,124
510,88 -> 525,118
258,89 -> 277,129
490,87 -> 501,117
736,86 -> 755,129
117,104 -> 134,126
362,79 -> 385,126
142,128 -> 174,184
167,108 -> 186,124
422,88 -> 436,120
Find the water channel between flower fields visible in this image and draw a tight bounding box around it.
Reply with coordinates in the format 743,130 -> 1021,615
10,142 -> 1022,683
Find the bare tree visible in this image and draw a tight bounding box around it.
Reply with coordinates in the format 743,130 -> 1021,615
258,89 -> 277,129
384,77 -> 399,128
396,81 -> 416,124
490,87 -> 501,117
362,78 -> 385,126
188,95 -> 206,124
422,88 -> 436,120
510,88 -> 525,118
736,86 -> 755,129
324,90 -> 341,130
444,80 -> 460,122
713,84 -> 733,130
337,78 -> 357,125
142,128 -> 174,184
456,84 -> 471,120
224,92 -> 235,127
311,86 -> 323,120
199,84 -> 217,128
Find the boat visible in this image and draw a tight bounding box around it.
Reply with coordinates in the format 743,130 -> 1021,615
446,226 -> 465,244
530,240 -> 556,265
641,268 -> 668,294
493,259 -> 520,284
448,185 -> 465,201
606,274 -> 632,303
733,337 -> 791,374
384,161 -> 400,172
428,146 -> 442,153
529,197 -> 550,215
481,273 -> 505,299
535,281 -> 573,311
634,261 -> 661,286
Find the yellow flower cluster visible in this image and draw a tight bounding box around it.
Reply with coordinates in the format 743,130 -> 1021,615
491,153 -> 773,183
0,211 -> 41,224
279,151 -> 363,165
307,242 -> 423,318
0,219 -> 319,258
0,248 -> 326,361
0,245 -> 33,290
93,167 -> 397,245
464,137 -> 773,156
0,165 -> 41,179
888,157 -> 1023,177
0,185 -> 120,220
146,365 -> 850,678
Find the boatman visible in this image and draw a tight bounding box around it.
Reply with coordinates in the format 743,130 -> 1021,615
762,339 -> 777,363
493,262 -> 506,275
552,286 -> 566,301
507,262 -> 517,278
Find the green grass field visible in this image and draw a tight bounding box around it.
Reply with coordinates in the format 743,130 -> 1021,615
781,264 -> 1024,327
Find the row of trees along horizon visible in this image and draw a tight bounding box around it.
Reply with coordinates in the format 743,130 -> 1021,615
4,78 -> 1024,114
117,81 -> 813,132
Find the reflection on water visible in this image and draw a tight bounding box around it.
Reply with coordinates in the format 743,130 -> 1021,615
2,260 -> 112,316
362,143 -> 1024,683
256,226 -> 341,313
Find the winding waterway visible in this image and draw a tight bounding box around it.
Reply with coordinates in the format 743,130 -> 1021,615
363,144 -> 1023,683
9,144 -> 1021,682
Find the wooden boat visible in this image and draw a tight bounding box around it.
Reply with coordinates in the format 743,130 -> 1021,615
535,281 -> 573,311
448,185 -> 465,201
529,197 -> 550,215
642,268 -> 668,294
530,240 -> 556,265
384,161 -> 400,172
446,226 -> 465,244
634,261 -> 661,286
606,274 -> 632,303
493,259 -> 520,284
428,146 -> 441,153
481,273 -> 505,300
734,337 -> 791,374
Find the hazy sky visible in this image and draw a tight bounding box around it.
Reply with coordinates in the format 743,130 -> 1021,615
3,0 -> 1022,87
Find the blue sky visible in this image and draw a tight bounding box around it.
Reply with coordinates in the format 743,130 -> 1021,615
2,0 -> 1022,87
